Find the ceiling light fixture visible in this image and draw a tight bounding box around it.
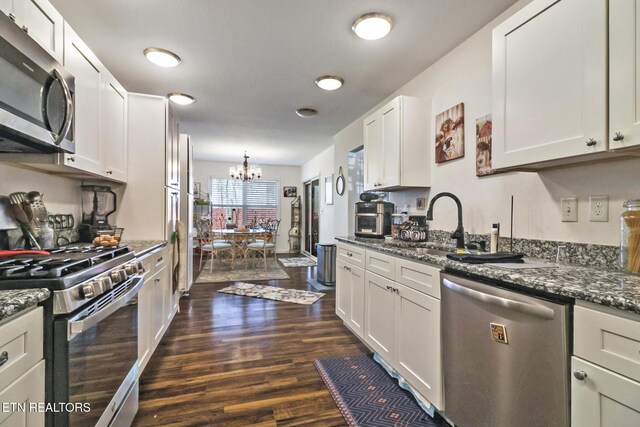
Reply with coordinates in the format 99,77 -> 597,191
352,12 -> 393,40
295,108 -> 318,118
229,152 -> 261,181
143,47 -> 181,67
167,92 -> 195,105
315,75 -> 344,91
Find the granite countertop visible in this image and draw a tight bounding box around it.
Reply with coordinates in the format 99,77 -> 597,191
0,289 -> 50,322
123,240 -> 167,258
336,236 -> 640,315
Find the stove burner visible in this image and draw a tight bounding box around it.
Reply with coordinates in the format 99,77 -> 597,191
0,245 -> 132,284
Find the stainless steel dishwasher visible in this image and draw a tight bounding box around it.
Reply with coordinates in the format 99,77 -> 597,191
441,273 -> 570,427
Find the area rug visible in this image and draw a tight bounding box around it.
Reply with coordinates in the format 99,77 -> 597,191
314,355 -> 449,427
217,282 -> 325,305
279,257 -> 317,267
195,259 -> 290,283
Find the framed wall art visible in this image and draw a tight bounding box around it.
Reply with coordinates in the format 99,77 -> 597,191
435,102 -> 465,163
283,186 -> 297,197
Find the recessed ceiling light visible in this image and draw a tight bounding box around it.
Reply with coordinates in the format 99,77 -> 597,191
315,75 -> 344,91
352,12 -> 393,40
295,108 -> 318,118
168,92 -> 195,105
144,47 -> 181,67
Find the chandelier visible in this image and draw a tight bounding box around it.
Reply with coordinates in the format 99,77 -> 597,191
229,152 -> 262,181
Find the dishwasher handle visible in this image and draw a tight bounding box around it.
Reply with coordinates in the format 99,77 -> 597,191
442,278 -> 555,320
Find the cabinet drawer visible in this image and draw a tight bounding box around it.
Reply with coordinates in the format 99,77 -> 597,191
574,304 -> 640,382
0,360 -> 45,426
153,246 -> 170,271
365,250 -> 396,281
0,307 -> 43,391
394,258 -> 441,299
337,243 -> 365,268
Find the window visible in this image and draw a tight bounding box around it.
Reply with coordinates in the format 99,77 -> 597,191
210,178 -> 278,227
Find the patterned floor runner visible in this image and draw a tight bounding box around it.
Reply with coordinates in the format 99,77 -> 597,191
315,355 -> 450,427
217,282 -> 324,305
279,257 -> 317,267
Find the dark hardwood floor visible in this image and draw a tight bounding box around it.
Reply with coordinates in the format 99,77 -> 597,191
133,256 -> 369,426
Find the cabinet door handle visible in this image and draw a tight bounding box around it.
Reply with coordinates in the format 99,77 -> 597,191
0,351 -> 8,367
573,369 -> 588,381
106,170 -> 113,175
585,138 -> 597,147
155,278 -> 160,283
22,25 -> 28,33
8,13 -> 16,22
612,132 -> 624,142
66,156 -> 75,162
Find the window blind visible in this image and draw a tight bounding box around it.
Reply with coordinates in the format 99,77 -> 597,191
210,178 -> 278,225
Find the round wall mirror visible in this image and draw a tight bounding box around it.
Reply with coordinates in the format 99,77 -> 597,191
336,167 -> 345,196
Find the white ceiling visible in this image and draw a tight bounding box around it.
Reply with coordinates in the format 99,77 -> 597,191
50,0 -> 517,166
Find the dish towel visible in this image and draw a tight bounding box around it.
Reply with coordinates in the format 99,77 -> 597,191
446,252 -> 525,264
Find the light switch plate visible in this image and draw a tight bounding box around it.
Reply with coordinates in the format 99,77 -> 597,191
561,198 -> 578,222
589,195 -> 609,222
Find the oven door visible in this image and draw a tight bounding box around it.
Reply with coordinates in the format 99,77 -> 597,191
355,214 -> 383,236
53,274 -> 143,427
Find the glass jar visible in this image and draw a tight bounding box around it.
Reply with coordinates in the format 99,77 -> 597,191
620,200 -> 640,273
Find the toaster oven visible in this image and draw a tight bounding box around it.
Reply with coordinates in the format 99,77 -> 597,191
354,201 -> 394,238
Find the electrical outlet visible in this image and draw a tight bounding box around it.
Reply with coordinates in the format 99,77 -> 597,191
589,195 -> 609,222
561,198 -> 578,222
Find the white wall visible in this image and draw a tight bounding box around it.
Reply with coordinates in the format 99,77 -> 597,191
193,160 -> 301,253
300,145 -> 335,245
311,0 -> 639,246
0,164 -> 82,220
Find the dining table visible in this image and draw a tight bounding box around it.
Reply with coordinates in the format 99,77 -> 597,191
211,228 -> 273,260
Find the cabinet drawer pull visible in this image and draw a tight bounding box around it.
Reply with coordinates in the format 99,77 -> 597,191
585,138 -> 597,147
573,369 -> 588,381
66,156 -> 75,162
346,252 -> 353,257
155,278 -> 160,283
106,170 -> 113,175
157,257 -> 164,263
0,351 -> 8,367
22,25 -> 28,33
8,13 -> 16,22
612,132 -> 624,142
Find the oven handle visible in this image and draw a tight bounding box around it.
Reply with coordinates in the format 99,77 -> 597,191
356,213 -> 379,217
68,275 -> 144,341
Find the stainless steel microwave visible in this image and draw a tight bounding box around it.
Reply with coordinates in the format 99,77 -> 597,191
0,12 -> 74,154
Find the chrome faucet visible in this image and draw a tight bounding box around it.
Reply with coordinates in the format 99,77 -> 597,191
426,192 -> 465,249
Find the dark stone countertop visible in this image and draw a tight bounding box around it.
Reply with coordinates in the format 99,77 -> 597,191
0,289 -> 50,322
336,236 -> 640,315
123,240 -> 168,258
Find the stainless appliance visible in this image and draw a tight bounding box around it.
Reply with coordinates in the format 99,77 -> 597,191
0,246 -> 144,426
354,201 -> 394,238
0,12 -> 74,153
78,185 -> 117,242
441,273 -> 570,427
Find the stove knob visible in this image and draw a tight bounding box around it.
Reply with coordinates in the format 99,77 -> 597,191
124,263 -> 139,275
80,282 -> 96,299
136,261 -> 144,272
110,269 -> 127,283
98,277 -> 113,291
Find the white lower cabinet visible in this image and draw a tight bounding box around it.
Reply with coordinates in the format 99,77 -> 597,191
137,246 -> 177,376
364,270 -> 396,363
572,302 -> 640,426
337,243 -> 443,410
572,357 -> 640,427
395,283 -> 442,409
336,259 -> 365,338
0,307 -> 44,427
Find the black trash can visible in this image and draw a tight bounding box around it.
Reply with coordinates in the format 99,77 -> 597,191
316,243 -> 336,285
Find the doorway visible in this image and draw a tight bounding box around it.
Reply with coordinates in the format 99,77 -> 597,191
303,178 -> 320,257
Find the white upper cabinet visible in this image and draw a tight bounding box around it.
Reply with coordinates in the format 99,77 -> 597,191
63,22 -> 102,175
492,0 -> 608,169
0,0 -> 63,63
363,96 -> 428,191
609,0 -> 640,151
100,69 -> 128,182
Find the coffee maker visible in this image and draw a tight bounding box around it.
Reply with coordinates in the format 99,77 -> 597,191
78,185 -> 117,242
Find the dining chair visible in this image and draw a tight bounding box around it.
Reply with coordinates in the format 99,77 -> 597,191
203,230 -> 235,272
245,220 -> 280,270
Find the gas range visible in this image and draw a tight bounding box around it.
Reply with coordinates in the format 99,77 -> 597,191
0,245 -> 141,314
